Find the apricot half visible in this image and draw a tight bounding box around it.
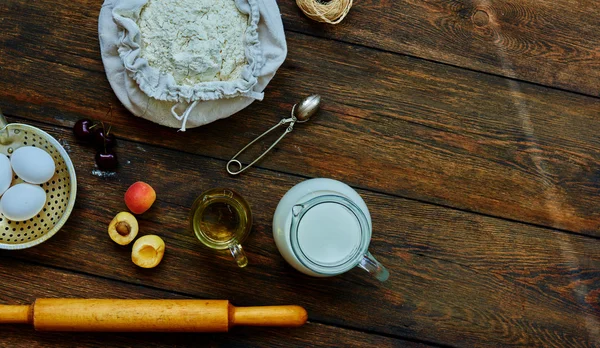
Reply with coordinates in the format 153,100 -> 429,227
132,235 -> 165,268
108,212 -> 139,245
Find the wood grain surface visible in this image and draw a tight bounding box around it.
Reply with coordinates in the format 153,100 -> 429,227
0,0 -> 599,347
0,119 -> 598,347
278,0 -> 600,96
1,0 -> 599,236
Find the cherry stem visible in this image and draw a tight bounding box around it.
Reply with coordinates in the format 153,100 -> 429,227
105,105 -> 113,118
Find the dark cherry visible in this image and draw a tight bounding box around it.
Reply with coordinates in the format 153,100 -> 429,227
92,127 -> 116,149
95,150 -> 118,172
73,119 -> 94,141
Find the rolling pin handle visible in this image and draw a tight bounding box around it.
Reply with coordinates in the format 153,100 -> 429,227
230,305 -> 308,328
0,305 -> 32,324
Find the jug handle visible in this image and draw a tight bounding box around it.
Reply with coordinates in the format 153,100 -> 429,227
357,251 -> 389,282
229,243 -> 248,268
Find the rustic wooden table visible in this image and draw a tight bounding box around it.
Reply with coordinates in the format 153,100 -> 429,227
1,0 -> 599,347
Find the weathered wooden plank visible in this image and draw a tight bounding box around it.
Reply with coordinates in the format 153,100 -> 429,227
3,0 -> 600,235
4,0 -> 598,96
0,260 -> 413,348
1,120 -> 598,347
277,0 -> 600,96
1,17 -> 599,236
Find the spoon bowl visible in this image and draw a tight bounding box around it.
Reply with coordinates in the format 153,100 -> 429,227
294,95 -> 321,122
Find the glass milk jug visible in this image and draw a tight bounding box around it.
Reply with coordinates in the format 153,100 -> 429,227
273,178 -> 389,281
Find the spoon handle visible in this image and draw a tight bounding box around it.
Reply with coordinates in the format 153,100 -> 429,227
227,117 -> 296,175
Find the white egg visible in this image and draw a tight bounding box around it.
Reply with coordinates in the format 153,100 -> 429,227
0,154 -> 12,196
11,146 -> 56,184
0,183 -> 47,221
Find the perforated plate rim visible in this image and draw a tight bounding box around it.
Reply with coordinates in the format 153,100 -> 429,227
0,123 -> 77,250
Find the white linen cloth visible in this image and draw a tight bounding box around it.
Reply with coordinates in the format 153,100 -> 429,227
99,0 -> 287,131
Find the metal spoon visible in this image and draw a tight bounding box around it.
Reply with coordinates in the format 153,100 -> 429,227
227,95 -> 321,175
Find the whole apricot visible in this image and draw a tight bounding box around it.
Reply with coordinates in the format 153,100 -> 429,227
125,182 -> 156,214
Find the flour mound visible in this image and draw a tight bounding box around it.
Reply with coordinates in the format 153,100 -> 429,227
137,0 -> 248,86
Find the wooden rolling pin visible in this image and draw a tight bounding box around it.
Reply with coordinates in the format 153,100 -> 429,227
0,299 -> 307,332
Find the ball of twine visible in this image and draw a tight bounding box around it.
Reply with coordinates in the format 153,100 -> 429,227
296,0 -> 353,24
